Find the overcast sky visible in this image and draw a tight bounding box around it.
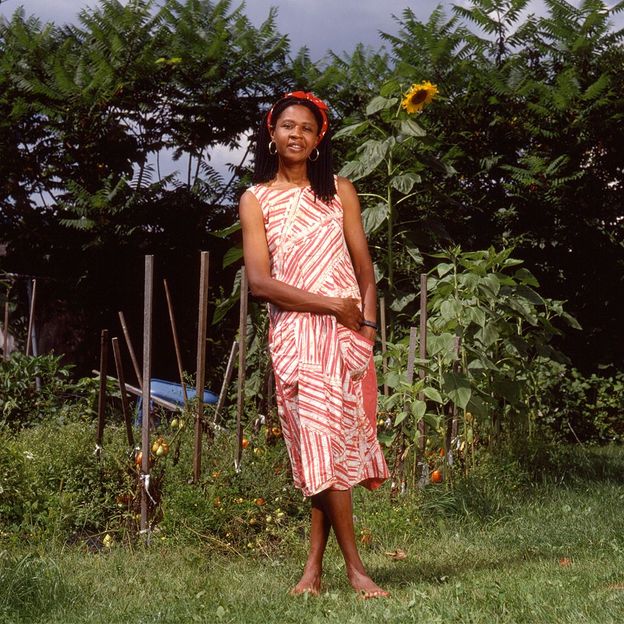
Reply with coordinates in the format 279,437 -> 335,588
0,0 -> 542,59
3,1 -> 623,59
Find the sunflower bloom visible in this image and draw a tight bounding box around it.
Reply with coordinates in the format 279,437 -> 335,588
401,81 -> 438,114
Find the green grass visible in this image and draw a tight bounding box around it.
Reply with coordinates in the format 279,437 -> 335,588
2,447 -> 624,623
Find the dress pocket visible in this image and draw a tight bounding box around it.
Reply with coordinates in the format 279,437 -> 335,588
338,327 -> 374,380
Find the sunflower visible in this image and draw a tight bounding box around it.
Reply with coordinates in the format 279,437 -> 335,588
401,81 -> 439,114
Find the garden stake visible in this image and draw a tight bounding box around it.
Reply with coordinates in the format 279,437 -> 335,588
234,267 -> 248,472
193,251 -> 209,482
140,255 -> 154,535
26,279 -> 41,390
25,278 -> 37,356
3,300 -> 8,360
112,336 -> 135,448
380,296 -> 388,397
163,278 -> 188,405
417,273 -> 428,454
118,310 -> 143,390
92,371 -> 180,412
406,327 -> 418,490
96,329 -> 108,460
213,339 -> 238,427
406,326 -> 417,383
391,327 -> 417,497
265,367 -> 275,443
446,335 -> 462,484
451,336 -> 461,441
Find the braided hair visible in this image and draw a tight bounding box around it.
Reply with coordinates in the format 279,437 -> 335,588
252,95 -> 336,203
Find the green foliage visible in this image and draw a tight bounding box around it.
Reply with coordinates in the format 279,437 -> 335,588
533,362 -> 624,444
335,79 -> 450,330
377,246 -> 581,487
376,0 -> 624,367
0,353 -> 86,428
0,418 -> 135,538
0,0 -> 291,373
160,430 -> 306,551
0,440 -> 34,527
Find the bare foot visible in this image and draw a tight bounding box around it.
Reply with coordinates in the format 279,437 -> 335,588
348,569 -> 389,599
290,566 -> 322,597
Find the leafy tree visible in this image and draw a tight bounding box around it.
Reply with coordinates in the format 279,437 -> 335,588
0,0 -> 290,374
372,0 -> 624,369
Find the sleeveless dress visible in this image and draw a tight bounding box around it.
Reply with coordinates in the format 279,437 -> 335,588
248,183 -> 389,497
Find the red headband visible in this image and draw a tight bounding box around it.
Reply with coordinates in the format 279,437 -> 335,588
266,91 -> 329,142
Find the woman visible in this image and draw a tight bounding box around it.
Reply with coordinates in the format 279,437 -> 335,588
239,91 -> 389,598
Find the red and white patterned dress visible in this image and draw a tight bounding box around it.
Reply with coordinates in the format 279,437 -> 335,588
248,183 -> 389,497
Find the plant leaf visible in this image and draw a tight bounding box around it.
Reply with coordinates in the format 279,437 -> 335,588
443,371 -> 472,409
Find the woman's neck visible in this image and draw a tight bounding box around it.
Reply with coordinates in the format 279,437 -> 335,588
274,162 -> 309,187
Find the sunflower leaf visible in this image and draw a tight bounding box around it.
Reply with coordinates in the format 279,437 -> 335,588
333,121 -> 369,140
366,95 -> 398,116
400,119 -> 427,137
361,202 -> 388,235
390,172 -> 421,194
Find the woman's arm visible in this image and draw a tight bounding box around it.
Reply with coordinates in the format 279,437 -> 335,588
337,177 -> 377,341
239,190 -> 363,330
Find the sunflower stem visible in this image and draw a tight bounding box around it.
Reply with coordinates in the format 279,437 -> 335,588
386,154 -> 394,341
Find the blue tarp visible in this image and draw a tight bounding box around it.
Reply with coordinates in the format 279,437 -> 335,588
136,378 -> 218,424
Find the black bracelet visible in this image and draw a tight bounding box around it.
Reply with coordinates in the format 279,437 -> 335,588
361,320 -> 379,331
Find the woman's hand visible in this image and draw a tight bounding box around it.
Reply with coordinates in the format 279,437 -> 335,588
358,324 -> 377,343
333,297 -> 364,331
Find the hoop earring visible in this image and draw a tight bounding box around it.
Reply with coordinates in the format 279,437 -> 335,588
268,140 -> 277,155
309,147 -> 319,162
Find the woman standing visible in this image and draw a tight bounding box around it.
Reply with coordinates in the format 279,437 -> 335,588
239,91 -> 389,598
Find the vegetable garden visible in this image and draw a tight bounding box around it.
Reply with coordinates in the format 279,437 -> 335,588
1,0 -> 623,620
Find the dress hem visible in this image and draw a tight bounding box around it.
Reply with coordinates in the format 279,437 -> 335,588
298,474 -> 388,498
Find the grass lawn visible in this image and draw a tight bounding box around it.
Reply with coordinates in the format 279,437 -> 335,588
2,448 -> 624,623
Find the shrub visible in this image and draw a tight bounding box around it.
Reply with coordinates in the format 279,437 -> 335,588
0,434 -> 36,530
534,363 -> 624,444
0,353 -> 93,429
0,416 -> 135,541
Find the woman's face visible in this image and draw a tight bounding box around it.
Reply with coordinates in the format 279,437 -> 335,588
271,104 -> 320,163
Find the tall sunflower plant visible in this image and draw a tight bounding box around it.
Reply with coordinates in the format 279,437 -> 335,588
334,80 -> 451,315
335,81 -> 453,490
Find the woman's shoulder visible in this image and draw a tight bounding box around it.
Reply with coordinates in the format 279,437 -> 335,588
335,176 -> 357,199
244,183 -> 263,199
242,184 -> 274,207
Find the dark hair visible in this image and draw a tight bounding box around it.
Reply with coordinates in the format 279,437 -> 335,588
252,96 -> 336,203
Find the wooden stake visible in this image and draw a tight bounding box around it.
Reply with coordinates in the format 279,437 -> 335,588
380,296 -> 388,397
234,267 -> 248,472
449,335 -> 461,447
112,337 -> 135,448
93,370 -> 180,412
140,255 -> 154,534
163,278 -> 188,404
118,311 -> 143,390
2,301 -> 9,360
213,339 -> 238,426
265,367 -> 275,436
96,329 -> 108,459
193,251 -> 209,482
26,279 -> 37,356
417,273 -> 428,453
406,327 -> 418,384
